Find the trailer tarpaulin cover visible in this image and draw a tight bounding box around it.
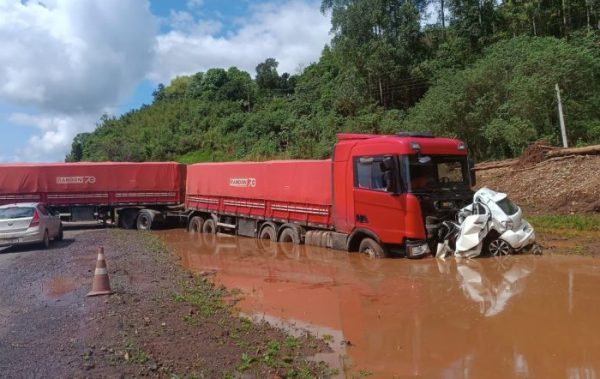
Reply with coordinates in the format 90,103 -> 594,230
0,162 -> 185,205
186,160 -> 332,206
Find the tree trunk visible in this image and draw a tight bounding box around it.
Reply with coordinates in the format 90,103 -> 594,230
440,0 -> 445,29
562,0 -> 569,35
378,78 -> 385,107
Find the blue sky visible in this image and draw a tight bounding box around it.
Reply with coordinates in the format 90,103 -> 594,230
0,0 -> 330,162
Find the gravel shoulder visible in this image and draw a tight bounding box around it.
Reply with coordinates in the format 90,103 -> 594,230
0,228 -> 333,378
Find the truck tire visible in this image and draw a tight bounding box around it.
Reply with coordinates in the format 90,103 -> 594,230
188,216 -> 204,233
202,219 -> 217,234
136,210 -> 154,231
278,228 -> 300,244
259,225 -> 276,240
120,209 -> 138,230
359,238 -> 386,258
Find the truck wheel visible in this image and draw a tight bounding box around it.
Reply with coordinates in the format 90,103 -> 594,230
359,238 -> 386,258
487,238 -> 513,256
136,210 -> 154,231
188,216 -> 204,233
259,225 -> 276,240
120,209 -> 138,229
202,219 -> 217,234
278,228 -> 300,244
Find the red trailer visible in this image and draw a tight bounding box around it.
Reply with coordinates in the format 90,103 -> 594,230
185,133 -> 476,258
0,162 -> 186,229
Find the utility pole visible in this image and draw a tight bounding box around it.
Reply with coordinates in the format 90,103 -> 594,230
555,83 -> 568,148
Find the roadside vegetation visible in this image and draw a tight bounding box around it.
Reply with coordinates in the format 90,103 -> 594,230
66,1 -> 600,164
529,214 -> 600,232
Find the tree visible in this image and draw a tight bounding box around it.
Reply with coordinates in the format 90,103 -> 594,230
256,58 -> 282,91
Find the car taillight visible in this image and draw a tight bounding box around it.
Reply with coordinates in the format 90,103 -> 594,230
30,210 -> 40,227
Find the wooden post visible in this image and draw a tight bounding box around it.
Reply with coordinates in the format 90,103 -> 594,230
555,83 -> 568,148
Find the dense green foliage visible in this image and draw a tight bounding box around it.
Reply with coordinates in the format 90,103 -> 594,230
67,0 -> 600,163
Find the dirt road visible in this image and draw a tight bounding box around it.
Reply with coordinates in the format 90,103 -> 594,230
0,228 -> 332,378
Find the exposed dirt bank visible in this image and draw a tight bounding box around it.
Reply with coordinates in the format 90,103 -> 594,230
477,154 -> 600,215
0,228 -> 333,378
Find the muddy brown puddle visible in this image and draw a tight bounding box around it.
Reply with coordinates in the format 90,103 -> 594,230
155,230 -> 600,379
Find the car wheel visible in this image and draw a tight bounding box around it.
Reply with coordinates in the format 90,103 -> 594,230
42,230 -> 50,249
56,224 -> 64,241
487,238 -> 513,256
359,238 -> 387,258
202,219 -> 217,234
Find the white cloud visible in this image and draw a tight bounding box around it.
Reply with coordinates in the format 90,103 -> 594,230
9,112 -> 100,162
0,0 -> 332,162
0,0 -> 157,112
149,1 -> 331,83
0,0 -> 157,162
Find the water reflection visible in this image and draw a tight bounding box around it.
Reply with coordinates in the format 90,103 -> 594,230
156,230 -> 600,379
437,257 -> 535,317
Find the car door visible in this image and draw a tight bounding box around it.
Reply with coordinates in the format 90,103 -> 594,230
37,205 -> 58,236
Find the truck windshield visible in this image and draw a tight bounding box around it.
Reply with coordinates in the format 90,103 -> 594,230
405,155 -> 470,192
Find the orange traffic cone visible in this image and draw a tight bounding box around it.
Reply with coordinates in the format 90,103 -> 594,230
87,247 -> 113,297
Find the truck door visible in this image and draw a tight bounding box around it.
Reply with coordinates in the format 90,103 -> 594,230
353,156 -> 406,244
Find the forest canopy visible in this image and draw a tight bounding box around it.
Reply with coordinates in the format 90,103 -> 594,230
67,0 -> 600,163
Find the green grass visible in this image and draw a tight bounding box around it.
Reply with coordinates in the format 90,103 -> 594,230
177,150 -> 212,164
529,214 -> 600,232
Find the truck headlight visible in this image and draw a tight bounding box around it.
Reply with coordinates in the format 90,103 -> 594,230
406,240 -> 430,259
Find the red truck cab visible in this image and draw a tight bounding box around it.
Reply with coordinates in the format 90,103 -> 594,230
332,132 -> 474,258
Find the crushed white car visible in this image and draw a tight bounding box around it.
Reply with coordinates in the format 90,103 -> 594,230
435,188 -> 539,259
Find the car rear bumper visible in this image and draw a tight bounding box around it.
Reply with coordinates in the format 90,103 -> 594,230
0,228 -> 44,247
500,220 -> 536,251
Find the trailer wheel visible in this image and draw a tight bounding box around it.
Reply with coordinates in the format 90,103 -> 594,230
278,228 -> 300,244
188,216 -> 204,233
136,210 -> 154,231
359,238 -> 386,258
202,219 -> 217,234
120,209 -> 138,229
259,225 -> 276,240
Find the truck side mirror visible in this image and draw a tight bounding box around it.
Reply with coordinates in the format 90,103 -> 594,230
468,157 -> 476,187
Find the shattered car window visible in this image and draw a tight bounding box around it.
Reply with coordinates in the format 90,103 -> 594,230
496,197 -> 519,215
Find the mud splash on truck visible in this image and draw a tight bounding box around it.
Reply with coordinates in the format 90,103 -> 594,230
157,229 -> 600,378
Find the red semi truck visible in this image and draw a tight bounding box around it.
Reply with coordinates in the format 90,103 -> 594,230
185,133 -> 476,258
0,162 -> 186,229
